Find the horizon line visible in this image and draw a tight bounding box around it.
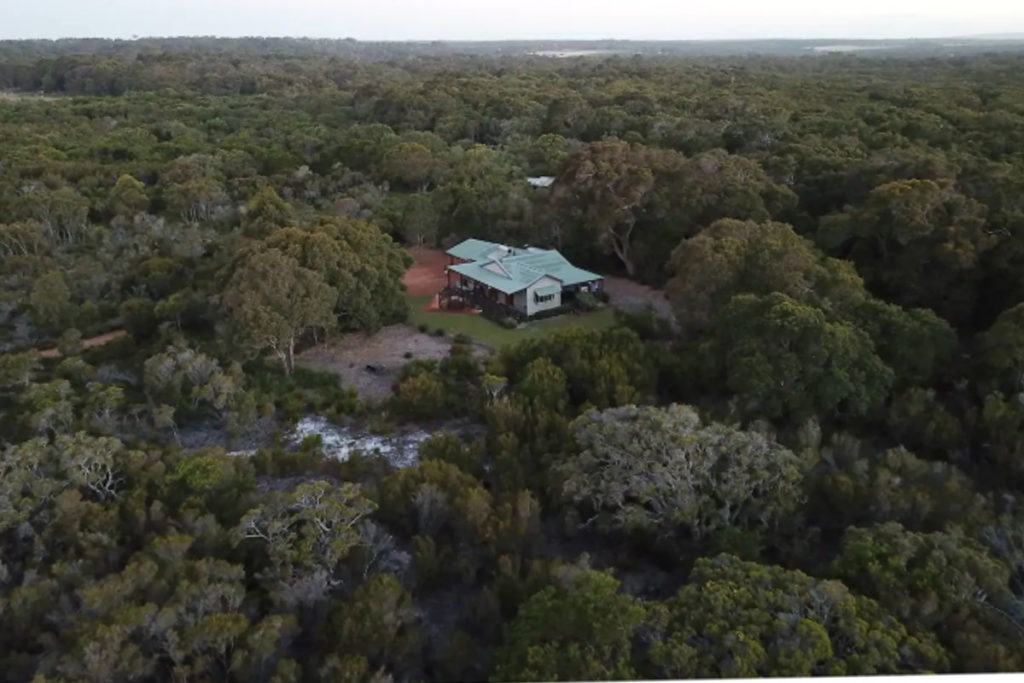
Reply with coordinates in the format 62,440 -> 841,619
3,34 -> 1024,43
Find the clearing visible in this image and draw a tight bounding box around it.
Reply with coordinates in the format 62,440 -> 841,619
295,324 -> 488,403
602,276 -> 675,321
300,247 -> 668,400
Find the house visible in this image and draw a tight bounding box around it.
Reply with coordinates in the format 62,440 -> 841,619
441,238 -> 603,319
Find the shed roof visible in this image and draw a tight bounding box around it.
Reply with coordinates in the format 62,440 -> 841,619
527,176 -> 556,188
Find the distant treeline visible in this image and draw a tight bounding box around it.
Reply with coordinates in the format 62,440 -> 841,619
2,35 -> 1024,63
1,42 -> 1024,99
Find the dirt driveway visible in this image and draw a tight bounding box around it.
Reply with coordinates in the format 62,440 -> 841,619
403,247 -> 448,297
296,325 -> 487,403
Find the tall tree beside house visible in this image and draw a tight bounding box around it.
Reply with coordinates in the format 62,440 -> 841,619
262,218 -> 410,331
552,140 -> 682,276
665,218 -> 866,333
220,248 -> 336,375
630,150 -> 798,281
436,144 -> 532,244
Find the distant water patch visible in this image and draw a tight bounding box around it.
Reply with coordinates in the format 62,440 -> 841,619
530,49 -> 616,57
808,44 -> 894,53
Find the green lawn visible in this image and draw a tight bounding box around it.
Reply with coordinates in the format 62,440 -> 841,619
405,295 -> 618,349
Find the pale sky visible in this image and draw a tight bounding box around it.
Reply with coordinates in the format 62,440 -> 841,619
3,0 -> 1024,41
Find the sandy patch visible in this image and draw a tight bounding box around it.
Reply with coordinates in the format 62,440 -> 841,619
296,324 -> 488,403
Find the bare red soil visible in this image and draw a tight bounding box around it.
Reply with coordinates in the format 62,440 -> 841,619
402,247 -> 448,297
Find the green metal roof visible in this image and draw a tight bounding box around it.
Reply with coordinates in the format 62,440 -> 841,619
554,264 -> 604,286
446,242 -> 603,295
449,261 -> 529,294
446,238 -> 506,262
535,285 -> 560,297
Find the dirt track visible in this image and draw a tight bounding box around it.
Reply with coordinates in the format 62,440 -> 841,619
39,330 -> 128,359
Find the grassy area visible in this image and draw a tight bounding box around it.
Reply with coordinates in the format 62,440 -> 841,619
405,295 -> 618,349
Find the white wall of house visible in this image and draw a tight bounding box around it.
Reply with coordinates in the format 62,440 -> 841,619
525,276 -> 563,316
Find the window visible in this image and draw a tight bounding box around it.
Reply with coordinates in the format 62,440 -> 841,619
534,285 -> 560,304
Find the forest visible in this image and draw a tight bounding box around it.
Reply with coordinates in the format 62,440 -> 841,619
2,38 -> 1024,681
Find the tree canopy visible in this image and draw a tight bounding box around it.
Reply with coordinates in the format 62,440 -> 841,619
2,38 -> 1024,682
701,292 -> 894,419
560,404 -> 807,538
649,554 -> 947,678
